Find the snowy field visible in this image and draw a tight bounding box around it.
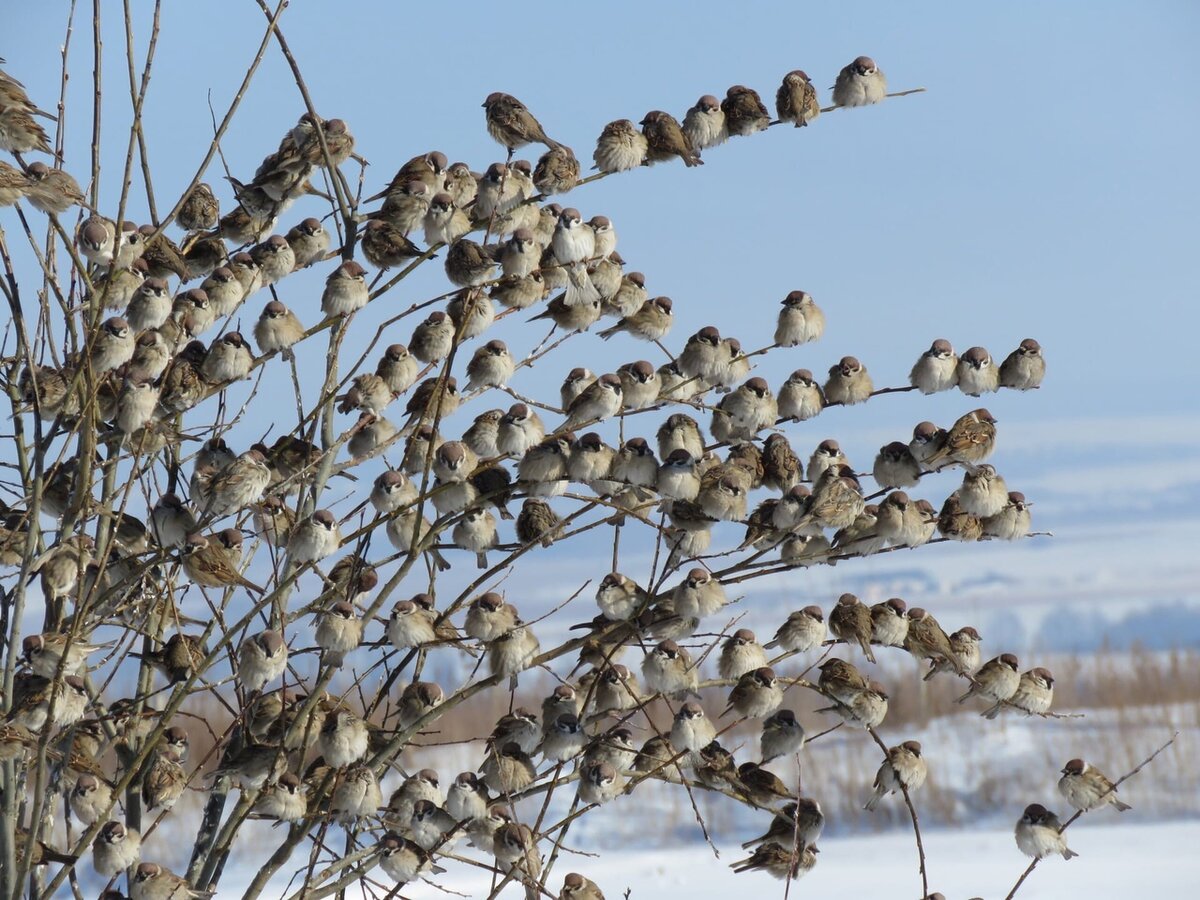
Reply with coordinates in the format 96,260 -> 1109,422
219,818 -> 1199,899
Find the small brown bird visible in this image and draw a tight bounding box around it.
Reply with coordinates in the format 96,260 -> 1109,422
723,666 -> 783,719
832,56 -> 888,107
937,491 -> 984,542
824,355 -> 873,405
516,498 -> 562,548
533,144 -> 580,195
1058,758 -> 1131,813
640,110 -> 702,167
982,491 -> 1033,540
988,667 -> 1055,719
133,633 -> 208,684
597,295 -> 673,341
776,70 -> 820,127
736,761 -> 792,808
593,118 -> 648,173
903,607 -> 962,673
829,593 -> 877,663
1015,804 -> 1078,861
483,92 -> 561,152
926,625 -> 982,680
181,530 -> 264,593
361,218 -> 421,270
730,842 -> 819,881
864,741 -> 927,811
721,85 -> 771,136
957,346 -> 1000,396
817,657 -> 869,704
777,368 -> 825,421
24,162 -> 86,214
1000,338 -> 1046,390
926,408 -> 998,468
956,653 -> 1021,706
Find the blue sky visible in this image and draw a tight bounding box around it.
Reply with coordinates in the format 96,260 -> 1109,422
4,2 -> 1199,637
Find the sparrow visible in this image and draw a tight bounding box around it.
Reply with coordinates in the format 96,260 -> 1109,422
123,330 -> 171,384
401,375 -> 460,431
670,700 -> 715,752
606,270 -> 648,319
578,760 -> 623,805
253,300 -> 305,354
829,592 -> 878,663
362,218 -> 422,269
569,431 -> 617,490
982,491 -> 1032,540
226,252 -> 264,300
654,449 -> 700,502
284,216 -> 330,268
491,271 -> 546,311
204,447 -> 272,517
547,207 -> 594,267
864,741 -> 927,811
142,746 -> 186,810
773,289 -> 825,347
348,413 -> 399,461
824,355 -> 873,405
712,377 -> 777,443
445,771 -> 489,821
314,601 -> 362,666
676,325 -> 724,382
317,707 -> 369,767
92,821 -> 142,877
379,833 -> 445,884
873,441 -> 922,490
533,144 -> 580,195
531,711 -> 579,762
68,771 -> 114,824
201,331 -> 253,383
937,491 -> 984,542
496,228 -> 540,280
765,606 -> 826,653
465,592 -> 520,642
560,872 -> 606,900
612,360 -> 656,410
920,625 -> 981,682
832,56 -> 888,107
193,268 -> 244,322
320,260 -> 369,316
409,797 -> 458,851
489,623 -> 541,689
493,820 -> 542,886
442,161 -> 477,207
698,474 -> 748,522
736,761 -> 793,808
909,339 -> 959,394
337,372 -> 394,416
175,181 -> 219,231
681,94 -> 727,150
591,118 -> 648,177
331,764 -> 382,823
1015,804 -> 1078,860
742,798 -> 824,859
724,666 -> 783,719
710,335 -> 750,391
130,862 -> 208,900
1058,759 -> 1131,813
958,464 -> 1009,518
957,653 -> 1021,705
237,630 -> 288,693
22,632 -> 106,678
776,70 -> 821,127
957,346 -> 1000,396
125,277 -> 172,331
903,607 -> 963,673
181,530 -> 264,593
925,408 -> 998,468
444,237 -> 497,287
641,639 -> 699,698
483,92 -> 561,152
719,628 -> 769,680
480,741 -> 538,795
591,571 -> 644,621
250,772 -> 307,822
133,633 -> 208,684
871,597 -> 910,647
385,508 -> 450,570
730,842 -> 819,881
75,214 -> 117,267
376,342 -> 419,394
453,506 -> 499,568
598,296 -> 674,345
24,162 -> 85,214
423,192 -> 471,245
821,681 -> 890,729
986,667 -> 1055,719
409,310 -> 456,364
288,509 -> 341,563
559,373 -> 619,430
380,179 -> 432,233
640,110 -> 702,166
721,85 -> 771,136
398,681 -> 445,730
88,317 -> 136,374
817,657 -> 869,704
248,234 -> 296,284
777,368 -> 825,421
760,709 -> 807,764
1000,338 -> 1045,390
874,490 -> 930,548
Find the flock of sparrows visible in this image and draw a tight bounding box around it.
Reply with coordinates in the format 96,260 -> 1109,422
1,50 -> 1076,899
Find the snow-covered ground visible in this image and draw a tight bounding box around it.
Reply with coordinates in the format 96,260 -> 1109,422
217,818 -> 1199,898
